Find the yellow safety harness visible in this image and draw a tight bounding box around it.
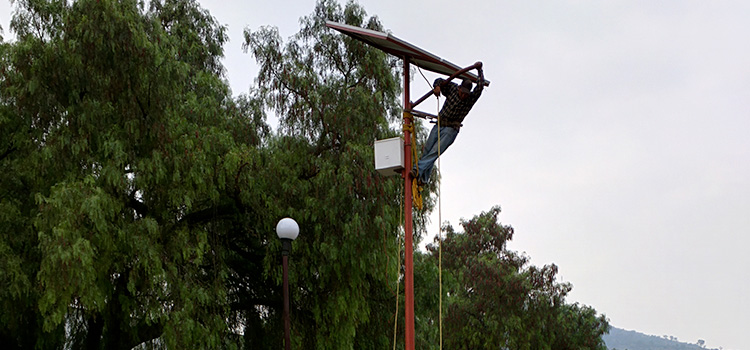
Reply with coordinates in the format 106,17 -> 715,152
403,111 -> 424,210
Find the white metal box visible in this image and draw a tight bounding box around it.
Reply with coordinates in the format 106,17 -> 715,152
374,137 -> 404,176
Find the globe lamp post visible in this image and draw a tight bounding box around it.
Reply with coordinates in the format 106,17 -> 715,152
276,218 -> 299,350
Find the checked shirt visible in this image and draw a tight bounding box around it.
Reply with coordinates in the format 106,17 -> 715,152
433,77 -> 484,129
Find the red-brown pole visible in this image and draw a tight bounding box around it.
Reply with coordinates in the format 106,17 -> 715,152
402,57 -> 415,350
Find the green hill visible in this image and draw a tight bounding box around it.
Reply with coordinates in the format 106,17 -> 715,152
604,327 -> 719,350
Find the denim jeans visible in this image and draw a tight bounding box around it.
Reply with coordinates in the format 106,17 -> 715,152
413,125 -> 459,184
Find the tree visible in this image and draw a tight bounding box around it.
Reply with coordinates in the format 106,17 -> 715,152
1,0 -> 267,348
240,1 -> 410,348
419,206 -> 610,350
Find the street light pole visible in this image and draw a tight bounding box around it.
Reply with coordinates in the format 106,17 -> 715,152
282,250 -> 291,350
277,218 -> 299,350
402,56 -> 415,350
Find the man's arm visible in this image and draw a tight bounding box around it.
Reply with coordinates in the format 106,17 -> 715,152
434,78 -> 459,97
473,65 -> 485,96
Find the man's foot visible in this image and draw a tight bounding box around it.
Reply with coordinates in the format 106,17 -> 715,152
409,169 -> 427,187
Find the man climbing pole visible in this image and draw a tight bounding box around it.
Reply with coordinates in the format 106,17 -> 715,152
410,62 -> 485,185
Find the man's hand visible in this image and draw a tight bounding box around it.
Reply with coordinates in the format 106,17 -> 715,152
474,61 -> 485,85
433,85 -> 441,96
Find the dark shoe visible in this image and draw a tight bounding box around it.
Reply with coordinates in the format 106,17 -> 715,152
409,168 -> 418,180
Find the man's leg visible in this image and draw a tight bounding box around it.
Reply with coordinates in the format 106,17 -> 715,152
415,125 -> 458,184
412,125 -> 439,178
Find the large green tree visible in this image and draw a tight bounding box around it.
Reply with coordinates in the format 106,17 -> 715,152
241,1 -> 409,348
418,206 -> 610,350
1,0 -> 268,348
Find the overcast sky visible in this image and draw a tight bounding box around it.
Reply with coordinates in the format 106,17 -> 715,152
3,1 -> 749,349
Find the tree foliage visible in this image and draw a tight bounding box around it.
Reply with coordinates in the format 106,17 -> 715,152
1,0 -> 266,348
241,1 -> 408,348
1,0 -> 407,348
420,206 -> 610,350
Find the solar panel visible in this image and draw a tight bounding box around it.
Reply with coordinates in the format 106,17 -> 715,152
325,21 -> 489,85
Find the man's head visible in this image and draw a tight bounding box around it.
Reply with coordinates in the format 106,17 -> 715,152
459,79 -> 472,99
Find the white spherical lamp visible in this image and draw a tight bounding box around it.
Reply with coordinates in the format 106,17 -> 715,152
276,218 -> 299,241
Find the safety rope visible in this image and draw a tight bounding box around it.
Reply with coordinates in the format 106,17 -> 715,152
418,66 -> 445,349
436,96 -> 443,350
420,65 -> 445,350
395,67 -> 446,349
403,111 -> 423,210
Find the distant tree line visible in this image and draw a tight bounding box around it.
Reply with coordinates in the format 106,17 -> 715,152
605,327 -> 721,350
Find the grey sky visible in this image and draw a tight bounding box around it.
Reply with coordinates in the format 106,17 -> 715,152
3,1 -> 748,349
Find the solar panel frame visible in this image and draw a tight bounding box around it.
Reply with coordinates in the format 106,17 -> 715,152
325,21 -> 489,85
